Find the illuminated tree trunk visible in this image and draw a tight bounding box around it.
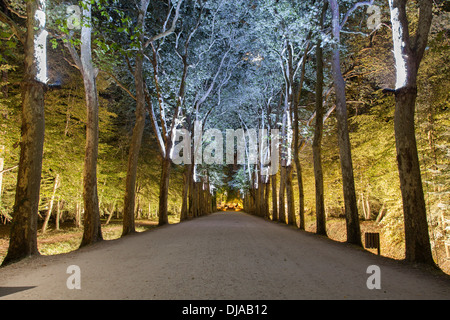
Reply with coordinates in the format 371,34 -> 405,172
158,156 -> 171,225
79,2 -> 102,247
42,174 -> 60,234
122,0 -> 151,236
292,46 -> 309,230
180,164 -> 192,221
2,0 -> 46,266
264,179 -> 270,219
329,0 -> 361,246
388,0 -> 435,265
278,162 -> 286,224
286,166 -> 296,226
271,174 -> 278,221
55,198 -> 61,230
313,4 -> 327,237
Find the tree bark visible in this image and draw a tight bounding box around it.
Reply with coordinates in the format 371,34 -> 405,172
360,193 -> 367,220
329,0 -> 361,246
313,5 -> 327,237
271,174 -> 278,221
286,166 -> 296,226
75,202 -> 81,228
2,0 -> 46,266
388,0 -> 435,265
42,174 -> 60,234
79,2 -> 102,247
278,165 -> 286,224
264,179 -> 270,219
55,198 -> 61,230
180,164 -> 192,221
278,100 -> 289,224
293,105 -> 305,228
292,45 -> 309,229
158,156 -> 171,226
122,0 -> 150,236
395,88 -> 434,263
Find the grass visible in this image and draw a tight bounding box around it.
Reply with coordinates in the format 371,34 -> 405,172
0,215 -> 181,265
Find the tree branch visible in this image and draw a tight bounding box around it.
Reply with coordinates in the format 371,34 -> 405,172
0,165 -> 18,175
64,34 -> 83,72
98,69 -> 136,101
0,10 -> 24,44
3,0 -> 26,19
144,0 -> 184,48
144,84 -> 166,158
412,0 -> 433,63
195,46 -> 231,109
340,0 -> 375,30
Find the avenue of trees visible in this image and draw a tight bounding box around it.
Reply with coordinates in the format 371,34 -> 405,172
0,0 -> 448,272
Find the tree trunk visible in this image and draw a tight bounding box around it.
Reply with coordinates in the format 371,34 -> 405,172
365,191 -> 371,220
123,0 -> 151,236
313,9 -> 327,237
192,181 -> 200,218
360,193 -> 367,220
388,0 -> 435,265
75,202 -> 81,228
122,99 -> 145,232
122,33 -> 148,236
329,0 -> 361,246
42,174 -> 60,234
2,0 -> 46,266
278,101 -> 289,225
55,198 -> 61,230
264,179 -> 270,219
180,164 -> 191,221
395,87 -> 434,263
278,165 -> 286,224
80,2 -> 102,247
158,156 -> 171,226
295,157 -> 305,229
271,174 -> 278,221
286,166 -> 296,226
188,168 -> 195,218
292,46 -> 309,229
376,203 -> 386,223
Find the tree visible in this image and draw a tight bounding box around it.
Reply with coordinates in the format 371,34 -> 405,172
141,0 -> 186,226
327,0 -> 369,246
292,47 -> 309,230
42,173 -> 60,233
65,0 -> 103,246
121,0 -> 151,236
313,2 -> 327,236
1,0 -> 47,265
387,0 -> 435,265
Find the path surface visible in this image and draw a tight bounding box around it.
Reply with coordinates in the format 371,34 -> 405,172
0,212 -> 449,300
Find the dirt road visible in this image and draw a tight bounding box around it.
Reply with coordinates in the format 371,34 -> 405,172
0,212 -> 449,300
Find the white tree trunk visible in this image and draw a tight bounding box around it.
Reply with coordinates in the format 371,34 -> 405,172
42,174 -> 60,233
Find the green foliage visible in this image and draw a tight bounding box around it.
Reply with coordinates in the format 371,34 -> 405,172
0,0 -> 448,272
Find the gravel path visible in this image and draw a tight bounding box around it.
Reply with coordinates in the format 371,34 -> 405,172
0,212 -> 449,300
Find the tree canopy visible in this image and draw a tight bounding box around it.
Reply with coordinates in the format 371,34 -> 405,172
0,0 -> 449,272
